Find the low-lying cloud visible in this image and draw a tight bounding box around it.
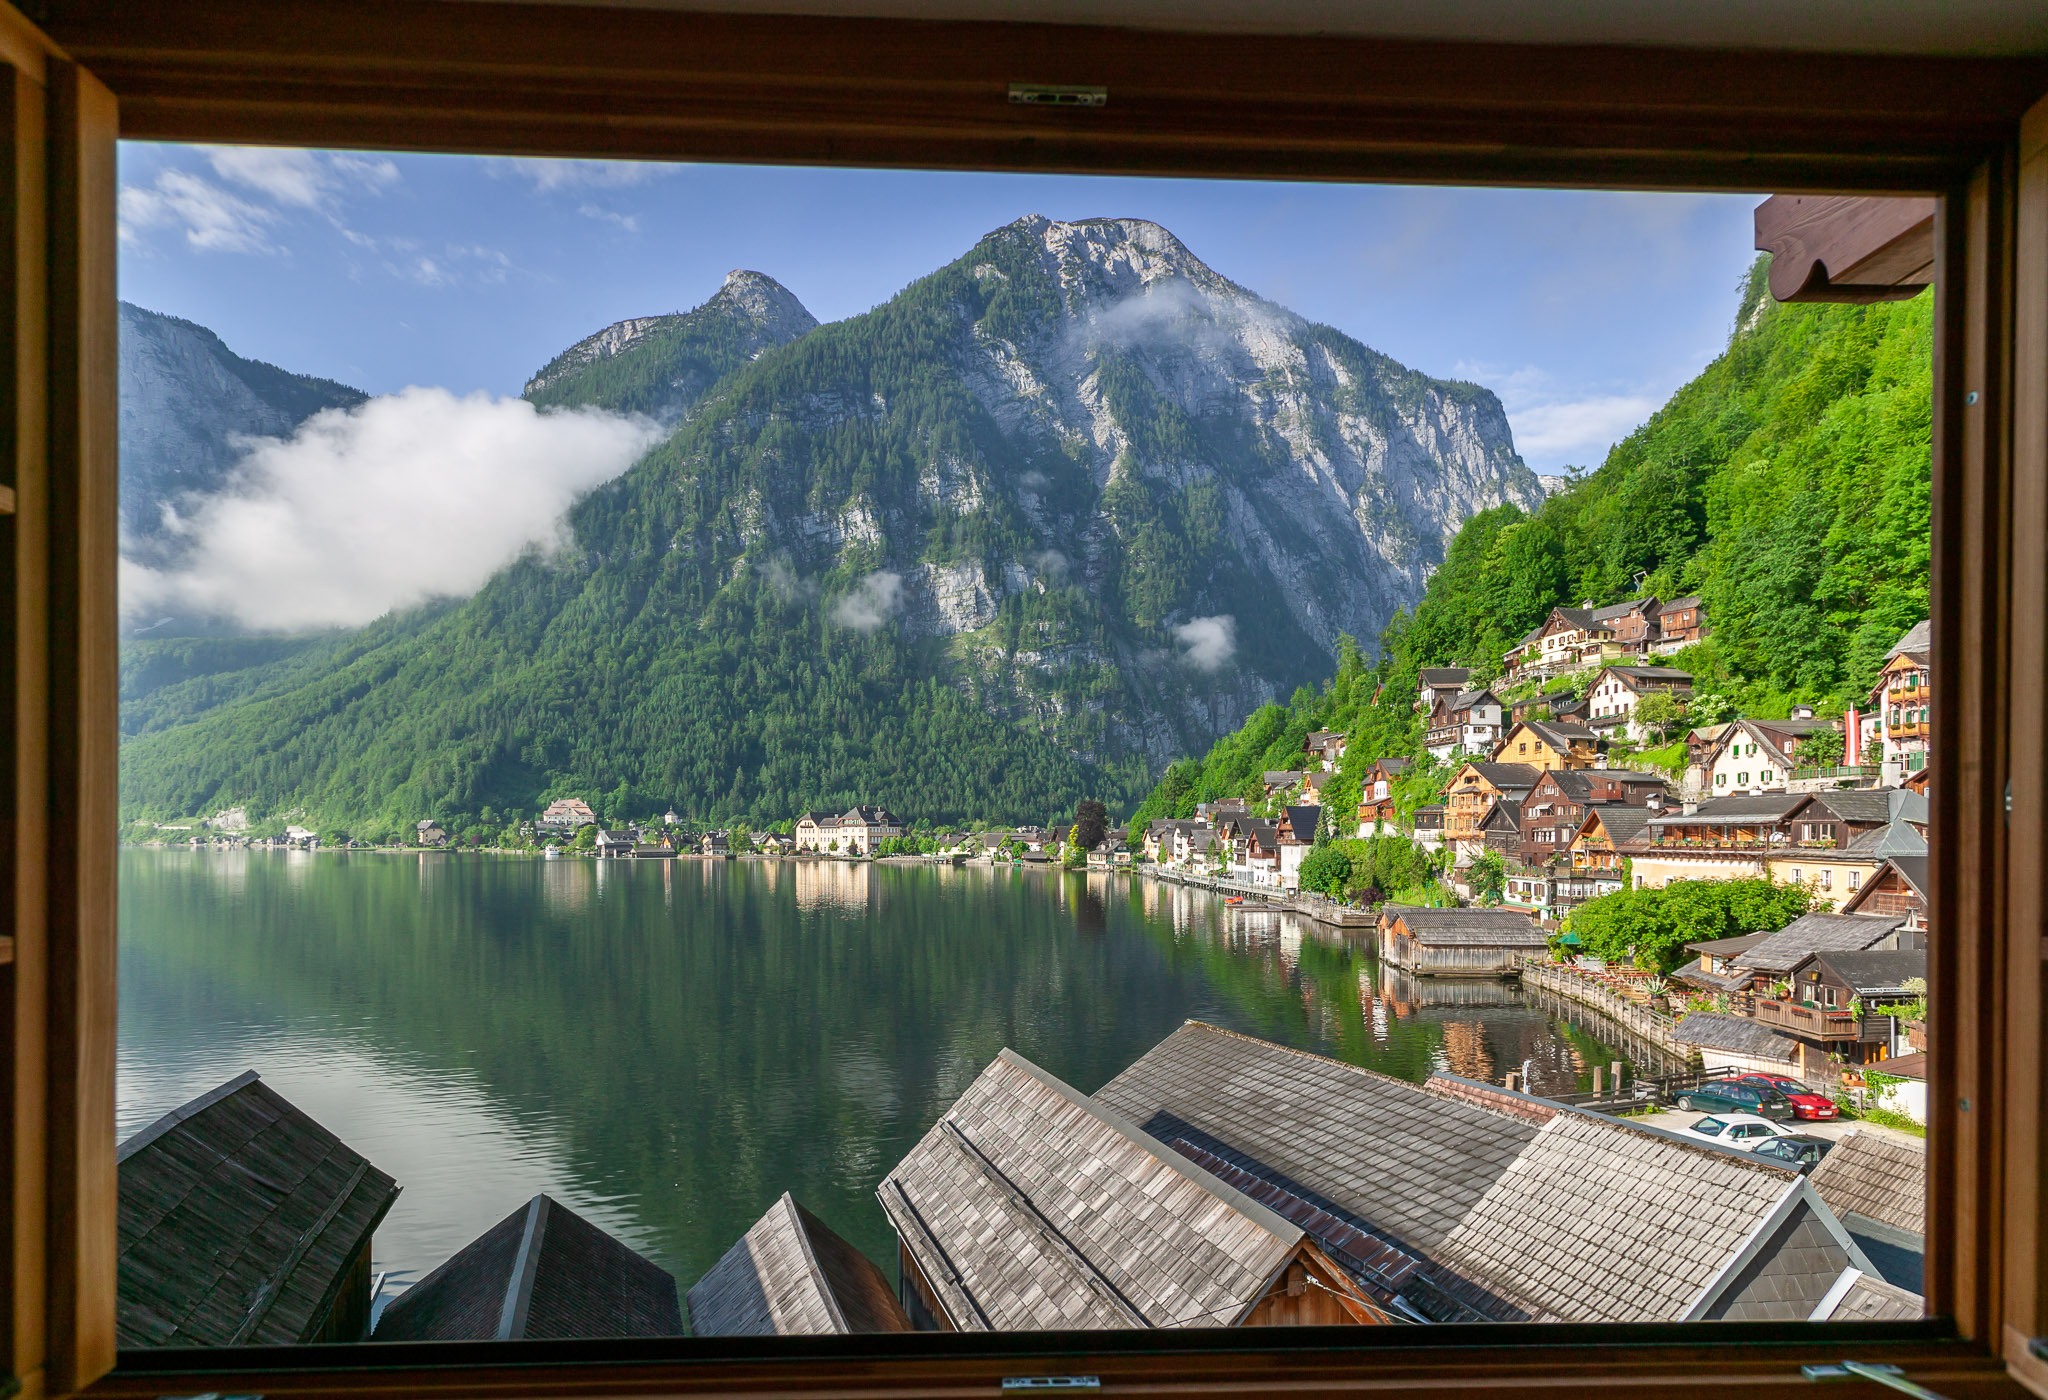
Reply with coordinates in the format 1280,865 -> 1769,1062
121,388 -> 661,632
830,570 -> 904,632
1173,614 -> 1236,672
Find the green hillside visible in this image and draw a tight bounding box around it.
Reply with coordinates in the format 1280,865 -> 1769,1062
1133,261 -> 1932,827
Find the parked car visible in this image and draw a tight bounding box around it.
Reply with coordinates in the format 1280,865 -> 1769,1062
1673,1079 -> 1795,1121
1750,1135 -> 1836,1172
1677,1113 -> 1799,1148
1735,1073 -> 1840,1120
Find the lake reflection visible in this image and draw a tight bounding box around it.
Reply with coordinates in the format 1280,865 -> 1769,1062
118,849 -> 1629,1311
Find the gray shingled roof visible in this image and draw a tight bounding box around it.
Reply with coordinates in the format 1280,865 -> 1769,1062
1465,762 -> 1541,789
1682,930 -> 1777,957
1809,1133 -> 1926,1240
1480,801 -> 1523,832
1887,620 -> 1931,659
1650,792 -> 1807,826
1095,1022 -> 1542,1257
1384,906 -> 1549,947
1671,1012 -> 1802,1058
1606,666 -> 1693,684
1093,1023 -> 1866,1326
1420,668 -> 1472,686
1801,949 -> 1927,996
1742,913 -> 1912,974
1817,1271 -> 1924,1321
1670,957 -> 1751,994
1843,819 -> 1931,859
687,1193 -> 910,1336
1449,688 -> 1499,711
1586,803 -> 1655,847
877,1049 -> 1311,1331
1812,788 -> 1928,826
375,1195 -> 681,1341
117,1072 -> 400,1347
1430,1113 -> 1846,1324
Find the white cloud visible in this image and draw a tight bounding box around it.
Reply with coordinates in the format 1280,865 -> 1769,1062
119,170 -> 276,254
578,203 -> 641,233
204,146 -> 400,209
495,158 -> 670,193
830,570 -> 903,632
1173,614 -> 1235,672
1456,360 -> 1661,468
1508,394 -> 1659,461
120,389 -> 662,632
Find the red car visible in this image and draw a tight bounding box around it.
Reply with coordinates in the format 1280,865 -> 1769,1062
1737,1073 -> 1839,1120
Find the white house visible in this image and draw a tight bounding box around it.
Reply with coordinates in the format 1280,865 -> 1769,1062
1424,688 -> 1505,763
1584,665 -> 1693,742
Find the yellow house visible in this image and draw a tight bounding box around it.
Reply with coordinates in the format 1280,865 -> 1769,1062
1492,720 -> 1601,772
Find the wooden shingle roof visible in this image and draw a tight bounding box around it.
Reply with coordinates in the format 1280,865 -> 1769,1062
878,1050 -> 1322,1331
1808,1132 -> 1926,1240
1096,1023 -> 1540,1257
687,1193 -> 910,1336
373,1195 -> 680,1340
116,1071 -> 400,1347
1741,912 -> 1912,974
1431,1112 -> 1851,1323
1383,906 -> 1549,947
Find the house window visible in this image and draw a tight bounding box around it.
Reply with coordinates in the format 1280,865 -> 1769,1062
1821,870 -> 1833,890
1739,772 -> 1750,784
1716,773 -> 1727,785
1850,871 -> 1863,890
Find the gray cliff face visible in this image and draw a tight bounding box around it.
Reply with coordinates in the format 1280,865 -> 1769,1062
953,216 -> 1540,661
664,216 -> 1539,764
118,302 -> 365,562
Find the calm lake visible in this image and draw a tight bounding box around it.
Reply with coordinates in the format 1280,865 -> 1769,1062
117,848 -> 1634,1315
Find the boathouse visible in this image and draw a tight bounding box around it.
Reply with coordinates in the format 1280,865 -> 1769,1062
1096,1022 -> 1900,1324
1378,905 -> 1548,976
373,1194 -> 680,1340
688,1192 -> 911,1335
115,1071 -> 400,1346
877,1050 -> 1393,1331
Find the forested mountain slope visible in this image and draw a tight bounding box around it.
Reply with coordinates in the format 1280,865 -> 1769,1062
1136,261 -> 1932,827
119,217 -> 1539,833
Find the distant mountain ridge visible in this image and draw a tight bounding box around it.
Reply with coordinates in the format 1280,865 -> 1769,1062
119,302 -> 366,567
119,216 -> 1539,831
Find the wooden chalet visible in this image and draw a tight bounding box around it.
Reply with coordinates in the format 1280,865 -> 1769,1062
1378,905 -> 1548,977
1416,667 -> 1472,714
1723,912 -> 1920,997
1412,804 -> 1446,834
1583,665 -> 1693,740
1355,755 -> 1410,830
1492,719 -> 1601,772
116,1072 -> 400,1347
1095,1023 -> 1893,1323
1870,622 -> 1933,781
1305,730 -> 1348,769
1479,799 -> 1524,856
1519,768 -> 1668,868
1425,687 -> 1505,762
1655,596 -> 1708,649
1510,686 -> 1587,725
1756,948 -> 1927,1064
1443,762 -> 1540,842
1503,600 -> 1662,681
877,1049 -> 1393,1331
374,1194 -> 681,1340
1842,855 -> 1931,928
688,1193 -> 911,1336
1671,930 -> 1778,997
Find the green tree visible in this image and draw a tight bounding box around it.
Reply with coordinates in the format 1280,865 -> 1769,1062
1072,799 -> 1109,851
1299,842 -> 1352,898
1564,877 -> 1816,972
571,824 -> 597,851
1633,692 -> 1685,744
1799,726 -> 1846,767
1469,850 -> 1507,903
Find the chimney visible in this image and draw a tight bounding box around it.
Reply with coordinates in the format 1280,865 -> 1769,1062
1792,703 -> 1815,719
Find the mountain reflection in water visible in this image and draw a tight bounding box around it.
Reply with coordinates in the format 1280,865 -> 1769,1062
118,849 -> 1632,1304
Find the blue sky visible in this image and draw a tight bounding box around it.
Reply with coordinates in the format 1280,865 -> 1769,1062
117,143 -> 1761,475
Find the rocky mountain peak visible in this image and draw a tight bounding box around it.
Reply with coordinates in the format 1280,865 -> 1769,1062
710,269 -> 818,344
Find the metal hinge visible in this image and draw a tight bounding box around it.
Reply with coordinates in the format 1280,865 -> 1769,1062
1002,1381 -> 1101,1393
1804,1361 -> 1950,1400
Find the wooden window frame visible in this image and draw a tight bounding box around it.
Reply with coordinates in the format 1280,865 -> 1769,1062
0,2 -> 2045,1396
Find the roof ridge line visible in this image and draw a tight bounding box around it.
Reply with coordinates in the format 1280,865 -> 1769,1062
994,1045 -> 1305,1245
117,1068 -> 262,1163
1169,1021 -> 1428,1094
780,1192 -> 853,1334
497,1194 -> 550,1341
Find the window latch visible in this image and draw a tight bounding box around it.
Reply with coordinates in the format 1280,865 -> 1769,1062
1002,1381 -> 1101,1393
1803,1361 -> 1950,1400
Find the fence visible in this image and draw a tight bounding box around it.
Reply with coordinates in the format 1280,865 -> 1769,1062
1517,957 -> 1700,1067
